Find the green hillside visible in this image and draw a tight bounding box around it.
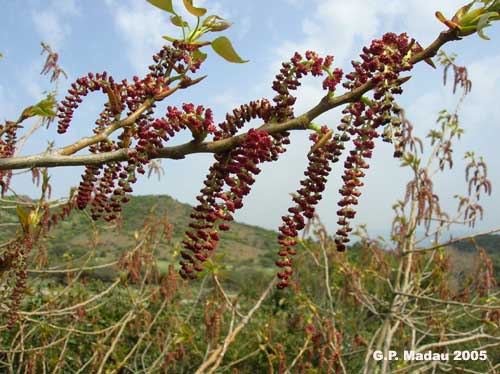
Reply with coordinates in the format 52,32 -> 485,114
1,195 -> 498,282
448,233 -> 500,279
0,195 -> 279,276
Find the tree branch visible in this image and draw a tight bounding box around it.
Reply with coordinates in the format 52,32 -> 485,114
407,227 -> 500,254
393,291 -> 500,310
0,30 -> 460,172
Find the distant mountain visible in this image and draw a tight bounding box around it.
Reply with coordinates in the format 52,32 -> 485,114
0,195 -> 280,277
1,195 -> 498,282
451,234 -> 500,254
447,234 -> 500,281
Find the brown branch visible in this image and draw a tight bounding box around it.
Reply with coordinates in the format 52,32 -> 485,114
394,291 -> 500,310
58,83 -> 182,156
58,97 -> 153,156
0,332 -> 72,354
407,227 -> 500,254
194,277 -> 276,374
27,260 -> 118,274
0,31 -> 461,172
416,333 -> 500,354
0,279 -> 121,316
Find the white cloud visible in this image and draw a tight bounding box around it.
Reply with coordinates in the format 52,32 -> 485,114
0,85 -> 17,121
210,90 -> 241,113
20,80 -> 43,102
269,0 -> 459,75
273,0 -> 399,66
240,0 -> 499,235
463,53 -> 500,128
51,0 -> 79,16
104,0 -> 176,75
32,10 -> 68,50
236,15 -> 251,40
31,0 -> 80,50
105,0 -> 242,74
279,0 -> 307,7
400,0 -> 458,44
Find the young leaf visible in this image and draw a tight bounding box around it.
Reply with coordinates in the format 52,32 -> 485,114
202,15 -> 233,32
30,95 -> 57,117
147,0 -> 175,14
211,36 -> 248,63
476,11 -> 498,39
20,95 -> 57,121
16,206 -> 30,233
41,169 -> 51,196
435,11 -> 461,30
162,35 -> 179,43
487,0 -> 500,12
170,15 -> 188,27
103,86 -> 122,114
193,49 -> 208,63
182,0 -> 207,17
454,1 -> 476,21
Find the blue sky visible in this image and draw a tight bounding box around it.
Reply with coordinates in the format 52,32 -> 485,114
1,0 -> 499,241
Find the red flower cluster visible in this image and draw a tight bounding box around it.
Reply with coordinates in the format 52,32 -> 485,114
164,103 -> 215,141
214,99 -> 273,140
276,127 -> 344,288
40,42 -> 67,83
150,41 -> 204,76
333,32 -> 421,250
77,163 -> 129,221
335,118 -> 378,251
272,51 -> 343,121
0,121 -> 17,196
344,32 -> 421,91
2,236 -> 33,328
64,43 -> 210,221
57,72 -> 123,134
55,33 -> 425,286
75,101 -> 217,222
180,129 -> 285,278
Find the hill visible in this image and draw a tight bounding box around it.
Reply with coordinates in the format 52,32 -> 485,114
1,195 -> 499,281
447,233 -> 500,281
0,195 -> 279,276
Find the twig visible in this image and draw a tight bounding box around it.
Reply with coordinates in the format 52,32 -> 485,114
194,277 -> 276,374
407,227 -> 500,254
393,291 -> 500,310
0,279 -> 121,316
0,31 -> 461,172
285,337 -> 310,374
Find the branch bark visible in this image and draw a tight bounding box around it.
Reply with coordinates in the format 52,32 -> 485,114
0,31 -> 460,171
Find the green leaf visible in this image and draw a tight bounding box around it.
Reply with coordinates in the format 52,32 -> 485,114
454,1 -> 476,20
28,95 -> 57,117
211,36 -> 248,63
192,49 -> 207,63
170,15 -> 188,27
202,15 -> 232,32
182,0 -> 207,17
162,35 -> 179,43
488,1 -> 500,12
146,0 -> 175,14
16,206 -> 30,233
20,94 -> 57,121
476,11 -> 497,39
